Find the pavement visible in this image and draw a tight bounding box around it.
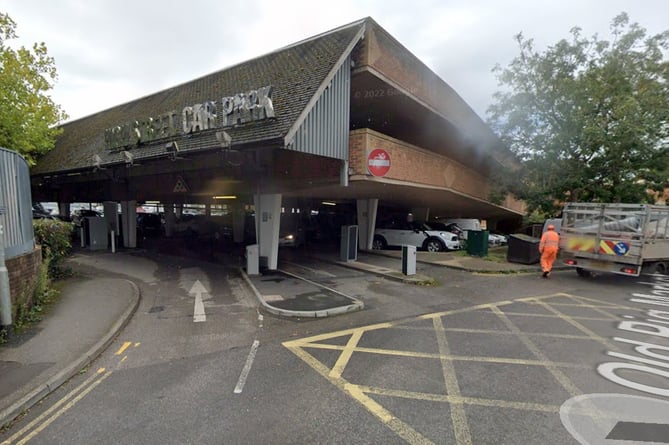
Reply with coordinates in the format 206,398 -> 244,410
0,243 -> 541,429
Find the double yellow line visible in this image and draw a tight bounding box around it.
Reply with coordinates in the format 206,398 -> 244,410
1,341 -> 137,444
1,368 -> 112,445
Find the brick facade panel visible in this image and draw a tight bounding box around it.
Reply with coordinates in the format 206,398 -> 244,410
351,21 -> 509,167
349,129 -> 489,200
6,247 -> 42,318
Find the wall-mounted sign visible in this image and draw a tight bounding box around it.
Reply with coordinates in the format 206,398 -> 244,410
173,175 -> 189,193
104,86 -> 275,151
367,148 -> 391,177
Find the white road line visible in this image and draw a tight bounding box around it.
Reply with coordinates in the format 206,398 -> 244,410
283,260 -> 336,277
234,340 -> 260,394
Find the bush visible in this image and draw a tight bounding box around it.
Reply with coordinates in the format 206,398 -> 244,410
33,219 -> 74,278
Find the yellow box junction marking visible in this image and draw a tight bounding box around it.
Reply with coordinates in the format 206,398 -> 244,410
283,294 -> 640,445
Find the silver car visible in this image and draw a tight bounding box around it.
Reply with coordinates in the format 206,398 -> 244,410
373,220 -> 461,252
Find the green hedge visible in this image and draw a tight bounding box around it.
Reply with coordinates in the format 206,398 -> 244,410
33,219 -> 74,278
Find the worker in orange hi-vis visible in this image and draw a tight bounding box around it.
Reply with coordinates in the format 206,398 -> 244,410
539,224 -> 560,278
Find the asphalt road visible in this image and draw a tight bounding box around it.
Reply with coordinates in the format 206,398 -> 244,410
2,251 -> 668,445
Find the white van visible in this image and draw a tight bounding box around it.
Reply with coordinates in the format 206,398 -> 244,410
437,218 -> 482,239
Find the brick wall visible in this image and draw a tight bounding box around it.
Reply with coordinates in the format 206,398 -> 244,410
353,23 -> 477,125
349,128 -> 488,198
349,128 -> 526,215
352,21 -> 512,167
5,247 -> 42,319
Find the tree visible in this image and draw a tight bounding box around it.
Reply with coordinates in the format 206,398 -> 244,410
0,12 -> 67,166
488,12 -> 669,215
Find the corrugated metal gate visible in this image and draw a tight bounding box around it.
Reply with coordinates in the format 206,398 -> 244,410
0,147 -> 35,259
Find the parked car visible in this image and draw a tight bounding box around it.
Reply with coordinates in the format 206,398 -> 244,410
278,230 -> 304,247
137,212 -> 164,237
33,210 -> 58,220
373,220 -> 461,252
71,209 -> 102,227
434,218 -> 482,240
488,232 -> 508,246
427,221 -> 466,248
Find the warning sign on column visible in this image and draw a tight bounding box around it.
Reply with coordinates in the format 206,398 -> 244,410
173,175 -> 189,193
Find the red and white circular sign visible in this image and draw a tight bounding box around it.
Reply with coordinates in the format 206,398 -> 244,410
367,148 -> 391,177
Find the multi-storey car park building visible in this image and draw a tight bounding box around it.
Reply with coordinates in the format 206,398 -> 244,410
30,17 -> 525,270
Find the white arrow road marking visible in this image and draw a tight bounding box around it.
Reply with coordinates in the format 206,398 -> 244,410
179,267 -> 210,294
189,280 -> 208,322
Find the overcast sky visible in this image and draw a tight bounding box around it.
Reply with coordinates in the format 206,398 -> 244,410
3,0 -> 668,123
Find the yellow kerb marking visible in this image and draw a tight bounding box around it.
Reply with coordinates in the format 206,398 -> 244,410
1,369 -> 111,445
115,341 -> 132,355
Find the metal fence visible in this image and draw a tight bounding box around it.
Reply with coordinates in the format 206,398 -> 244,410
0,147 -> 35,259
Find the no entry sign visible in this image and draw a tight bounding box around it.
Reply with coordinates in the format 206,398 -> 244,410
367,148 -> 391,177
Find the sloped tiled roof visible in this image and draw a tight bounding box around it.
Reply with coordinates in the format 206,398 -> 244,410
32,19 -> 367,175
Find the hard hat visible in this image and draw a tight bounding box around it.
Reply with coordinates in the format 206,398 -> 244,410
547,224 -> 555,230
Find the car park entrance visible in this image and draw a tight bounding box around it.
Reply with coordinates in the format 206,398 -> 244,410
28,18 -> 524,268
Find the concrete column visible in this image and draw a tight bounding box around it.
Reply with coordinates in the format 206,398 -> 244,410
120,200 -> 137,248
411,207 -> 430,222
232,204 -> 246,243
103,202 -> 119,252
253,193 -> 281,270
164,203 -> 175,237
58,202 -> 71,220
357,198 -> 378,250
103,200 -> 117,232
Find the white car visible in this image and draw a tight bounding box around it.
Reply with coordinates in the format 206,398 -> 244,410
488,233 -> 508,246
373,220 -> 461,252
278,230 -> 304,247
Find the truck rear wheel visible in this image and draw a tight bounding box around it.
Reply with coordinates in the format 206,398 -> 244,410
576,268 -> 592,278
652,262 -> 667,275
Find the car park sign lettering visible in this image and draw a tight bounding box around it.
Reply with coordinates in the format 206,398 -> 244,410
367,148 -> 391,177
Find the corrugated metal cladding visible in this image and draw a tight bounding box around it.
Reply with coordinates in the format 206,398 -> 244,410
288,56 -> 351,160
0,147 -> 35,259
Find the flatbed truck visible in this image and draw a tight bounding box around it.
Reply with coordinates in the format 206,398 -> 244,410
560,202 -> 669,277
